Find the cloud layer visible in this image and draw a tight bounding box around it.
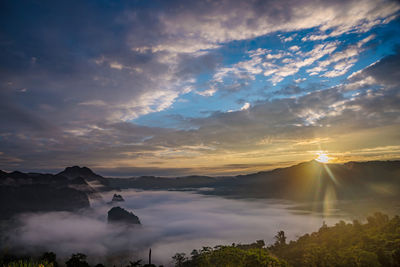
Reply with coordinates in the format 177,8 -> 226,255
4,190 -> 340,265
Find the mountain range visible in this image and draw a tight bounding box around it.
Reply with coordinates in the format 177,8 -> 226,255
1,160 -> 399,219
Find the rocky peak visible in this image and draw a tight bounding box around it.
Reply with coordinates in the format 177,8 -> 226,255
57,166 -> 102,181
107,206 -> 141,225
112,194 -> 124,202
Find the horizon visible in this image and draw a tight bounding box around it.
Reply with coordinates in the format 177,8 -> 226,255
2,158 -> 400,178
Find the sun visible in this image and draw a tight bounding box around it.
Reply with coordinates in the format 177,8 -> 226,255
315,152 -> 330,163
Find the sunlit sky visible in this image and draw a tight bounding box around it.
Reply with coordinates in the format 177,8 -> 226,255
1,0 -> 400,176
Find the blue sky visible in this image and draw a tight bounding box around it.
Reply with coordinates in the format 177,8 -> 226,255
135,21 -> 400,128
1,0 -> 400,176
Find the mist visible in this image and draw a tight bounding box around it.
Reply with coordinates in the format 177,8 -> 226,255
3,190 -> 342,266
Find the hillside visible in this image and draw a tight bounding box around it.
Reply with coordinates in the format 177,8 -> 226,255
207,160 -> 400,201
0,166 -> 107,219
174,212 -> 400,267
105,160 -> 400,203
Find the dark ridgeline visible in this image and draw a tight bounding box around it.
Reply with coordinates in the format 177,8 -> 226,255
106,160 -> 400,202
0,166 -> 109,219
202,160 -> 400,201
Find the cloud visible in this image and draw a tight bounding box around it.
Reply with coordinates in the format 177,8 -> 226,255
348,48 -> 400,86
147,0 -> 398,53
214,41 -> 339,87
4,190 -> 340,265
308,34 -> 376,77
240,102 -> 250,111
0,0 -> 399,174
289,45 -> 300,52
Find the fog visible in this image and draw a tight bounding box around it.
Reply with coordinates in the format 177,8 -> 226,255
4,190 -> 342,266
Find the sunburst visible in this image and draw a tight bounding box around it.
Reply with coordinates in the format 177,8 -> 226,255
316,152 -> 330,163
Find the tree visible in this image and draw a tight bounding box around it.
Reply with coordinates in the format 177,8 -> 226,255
274,231 -> 287,246
65,253 -> 90,267
393,249 -> 400,267
40,252 -> 57,267
172,253 -> 187,267
127,260 -> 142,267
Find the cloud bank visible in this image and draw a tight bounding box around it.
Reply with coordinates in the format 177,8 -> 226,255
4,190 -> 340,266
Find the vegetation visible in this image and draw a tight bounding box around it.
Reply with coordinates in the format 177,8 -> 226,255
1,253 -> 160,267
2,213 -> 400,267
172,244 -> 288,267
269,212 -> 400,267
173,212 -> 400,267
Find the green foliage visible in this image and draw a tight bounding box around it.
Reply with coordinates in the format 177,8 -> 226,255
270,212 -> 400,267
172,242 -> 288,267
174,212 -> 400,267
3,259 -> 53,267
274,231 -> 287,247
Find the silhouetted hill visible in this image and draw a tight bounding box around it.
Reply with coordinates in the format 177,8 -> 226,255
209,160 -> 400,201
107,206 -> 141,225
0,184 -> 89,219
57,166 -> 103,181
0,168 -> 100,220
107,175 -> 219,190
104,160 -> 400,202
1,160 -> 399,219
57,166 -> 111,191
111,194 -> 124,202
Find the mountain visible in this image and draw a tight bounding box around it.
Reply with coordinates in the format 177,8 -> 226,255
107,206 -> 141,225
218,160 -> 400,201
57,166 -> 111,192
111,194 -> 125,202
57,166 -> 103,181
0,184 -> 89,219
0,167 -> 103,220
1,160 -> 399,219
107,175 -> 219,190
104,160 -> 400,202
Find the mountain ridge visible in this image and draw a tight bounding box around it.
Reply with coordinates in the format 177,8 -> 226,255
1,160 -> 399,220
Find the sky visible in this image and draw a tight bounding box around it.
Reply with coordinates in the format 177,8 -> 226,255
0,0 -> 400,176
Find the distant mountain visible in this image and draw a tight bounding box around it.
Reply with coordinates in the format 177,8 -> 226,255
57,166 -> 111,192
107,175 -> 220,190
1,160 -> 399,220
104,160 -> 400,202
207,160 -> 400,201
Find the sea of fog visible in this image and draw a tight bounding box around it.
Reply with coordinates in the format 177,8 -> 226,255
5,189 -> 345,266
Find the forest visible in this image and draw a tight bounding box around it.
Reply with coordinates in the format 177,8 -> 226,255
1,212 -> 400,267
